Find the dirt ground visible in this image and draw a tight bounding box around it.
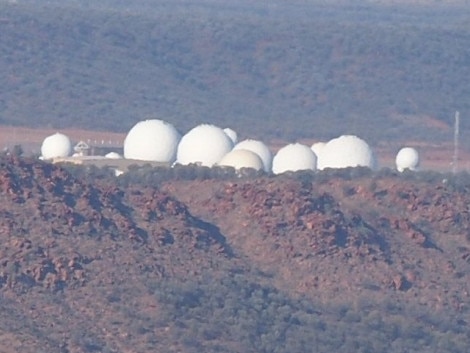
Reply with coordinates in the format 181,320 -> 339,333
0,125 -> 126,155
1,125 -> 468,172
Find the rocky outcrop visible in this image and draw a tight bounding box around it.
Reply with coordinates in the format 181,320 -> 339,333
0,156 -> 230,293
2,156 -> 470,352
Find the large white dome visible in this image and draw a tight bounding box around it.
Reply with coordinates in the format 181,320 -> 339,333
223,128 -> 238,145
41,132 -> 72,160
396,147 -> 419,172
233,139 -> 272,172
272,143 -> 317,175
317,135 -> 376,170
176,124 -> 234,167
218,149 -> 264,171
123,119 -> 180,162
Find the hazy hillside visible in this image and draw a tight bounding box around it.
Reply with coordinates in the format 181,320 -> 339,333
0,0 -> 469,145
2,156 -> 470,352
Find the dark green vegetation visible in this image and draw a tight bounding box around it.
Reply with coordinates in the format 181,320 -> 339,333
0,1 -> 469,145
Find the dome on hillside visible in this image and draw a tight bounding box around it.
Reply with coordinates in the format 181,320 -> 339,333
223,127 -> 238,145
123,119 -> 180,163
317,135 -> 376,170
218,149 -> 264,171
396,147 -> 419,172
176,124 -> 234,167
233,139 -> 272,172
311,142 -> 326,159
41,132 -> 72,160
105,152 -> 122,159
272,143 -> 317,175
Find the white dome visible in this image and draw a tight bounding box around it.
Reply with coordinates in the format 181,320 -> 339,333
41,132 -> 72,159
223,128 -> 238,145
218,149 -> 264,171
176,124 -> 234,167
123,119 -> 180,162
272,143 -> 317,175
396,147 -> 419,172
311,142 -> 326,159
105,152 -> 122,159
233,139 -> 272,172
317,135 -> 376,170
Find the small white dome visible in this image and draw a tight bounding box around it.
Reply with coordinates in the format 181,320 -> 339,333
272,143 -> 317,174
233,139 -> 272,172
396,147 -> 419,172
317,135 -> 376,170
123,119 -> 180,162
311,142 -> 326,158
105,152 -> 122,159
176,124 -> 234,167
223,128 -> 238,145
218,149 -> 264,171
41,132 -> 72,160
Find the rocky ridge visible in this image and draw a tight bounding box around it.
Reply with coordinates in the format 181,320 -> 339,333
1,157 -> 470,352
161,172 -> 470,306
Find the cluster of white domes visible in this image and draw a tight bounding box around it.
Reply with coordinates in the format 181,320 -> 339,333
40,119 -> 427,175
176,124 -> 234,167
123,119 -> 180,163
40,132 -> 72,160
396,147 -> 419,172
317,135 -> 376,170
272,143 -> 317,174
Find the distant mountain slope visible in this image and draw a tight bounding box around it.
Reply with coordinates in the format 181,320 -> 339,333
0,1 -> 469,145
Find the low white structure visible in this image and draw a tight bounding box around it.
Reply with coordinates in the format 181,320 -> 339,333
41,132 -> 72,160
317,135 -> 376,170
272,143 -> 317,174
233,139 -> 272,172
123,119 -> 181,163
176,124 -> 234,167
395,147 -> 419,172
73,140 -> 90,156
